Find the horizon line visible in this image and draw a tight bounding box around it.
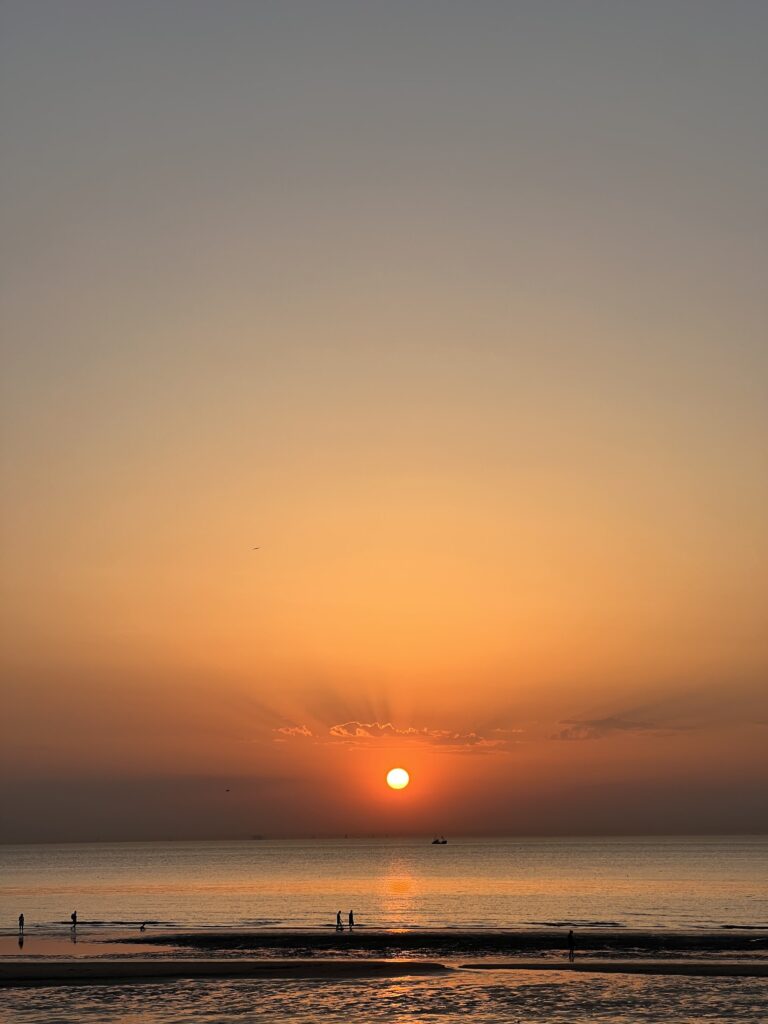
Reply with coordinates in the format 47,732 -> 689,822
2,831 -> 766,847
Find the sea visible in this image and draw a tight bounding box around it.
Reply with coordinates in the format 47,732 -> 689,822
1,836 -> 766,1023
2,836 -> 766,932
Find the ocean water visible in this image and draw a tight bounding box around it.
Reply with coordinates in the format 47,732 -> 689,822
2,836 -> 766,932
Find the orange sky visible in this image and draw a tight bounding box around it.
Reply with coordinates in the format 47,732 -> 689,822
1,1 -> 766,841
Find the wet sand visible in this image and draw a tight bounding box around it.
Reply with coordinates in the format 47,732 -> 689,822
1,956 -> 767,987
0,935 -> 169,958
0,958 -> 450,986
463,959 -> 768,977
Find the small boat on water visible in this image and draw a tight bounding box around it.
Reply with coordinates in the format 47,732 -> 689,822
431,836 -> 448,845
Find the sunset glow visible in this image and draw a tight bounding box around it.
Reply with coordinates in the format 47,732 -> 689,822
0,1 -> 766,846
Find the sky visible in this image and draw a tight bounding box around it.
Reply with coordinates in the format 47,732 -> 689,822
1,1 -> 766,842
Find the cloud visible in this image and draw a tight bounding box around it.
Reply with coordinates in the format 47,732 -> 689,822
274,725 -> 314,739
328,720 -> 519,752
329,721 -> 422,740
552,716 -> 661,741
552,684 -> 768,741
274,720 -> 521,753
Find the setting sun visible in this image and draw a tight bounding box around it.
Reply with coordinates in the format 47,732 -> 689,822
386,767 -> 410,790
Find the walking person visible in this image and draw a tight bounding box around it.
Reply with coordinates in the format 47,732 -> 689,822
348,909 -> 354,929
567,929 -> 575,962
336,910 -> 343,931
70,910 -> 78,929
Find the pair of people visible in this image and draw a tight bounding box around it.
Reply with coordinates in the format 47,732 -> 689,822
335,909 -> 355,930
17,913 -> 78,937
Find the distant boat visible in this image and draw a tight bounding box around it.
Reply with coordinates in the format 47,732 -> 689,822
431,836 -> 448,845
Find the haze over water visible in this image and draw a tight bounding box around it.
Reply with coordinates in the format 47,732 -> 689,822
3,837 -> 766,933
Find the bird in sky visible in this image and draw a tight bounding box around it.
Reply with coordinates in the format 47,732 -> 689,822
252,546 -> 260,550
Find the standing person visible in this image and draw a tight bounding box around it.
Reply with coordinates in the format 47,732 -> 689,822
348,909 -> 354,929
336,910 -> 343,931
18,913 -> 24,935
70,910 -> 78,929
567,929 -> 575,962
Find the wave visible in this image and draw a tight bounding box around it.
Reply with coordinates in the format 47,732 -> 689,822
526,920 -> 626,929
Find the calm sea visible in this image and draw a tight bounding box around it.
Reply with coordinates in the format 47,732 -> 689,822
2,836 -> 766,932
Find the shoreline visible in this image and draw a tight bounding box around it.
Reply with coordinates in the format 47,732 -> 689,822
1,957 -> 767,988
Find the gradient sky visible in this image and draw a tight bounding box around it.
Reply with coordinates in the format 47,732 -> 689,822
1,1 -> 766,842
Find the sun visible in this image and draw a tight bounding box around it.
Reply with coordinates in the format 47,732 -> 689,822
386,767 -> 410,790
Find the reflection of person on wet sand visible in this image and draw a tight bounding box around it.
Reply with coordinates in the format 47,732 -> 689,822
18,934 -> 24,950
567,929 -> 575,962
336,910 -> 343,931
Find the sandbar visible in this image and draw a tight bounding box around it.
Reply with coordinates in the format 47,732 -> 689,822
0,958 -> 451,987
463,959 -> 768,977
117,926 -> 768,956
2,957 -> 767,987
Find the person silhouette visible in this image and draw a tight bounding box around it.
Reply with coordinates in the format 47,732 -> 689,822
567,929 -> 575,962
70,910 -> 78,929
18,913 -> 24,935
336,910 -> 343,931
348,909 -> 354,929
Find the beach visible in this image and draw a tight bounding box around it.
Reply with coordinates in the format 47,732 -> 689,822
1,958 -> 766,1023
2,925 -> 766,1022
2,838 -> 766,1019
